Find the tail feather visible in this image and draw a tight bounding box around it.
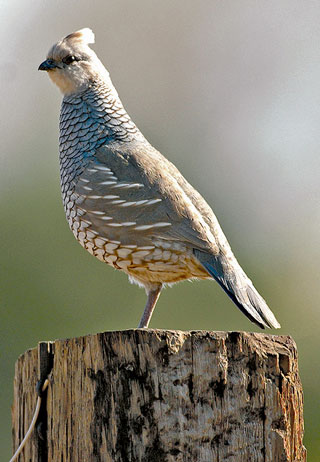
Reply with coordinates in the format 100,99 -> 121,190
194,249 -> 281,329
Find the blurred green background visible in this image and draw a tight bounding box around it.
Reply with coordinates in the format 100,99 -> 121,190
1,0 -> 319,459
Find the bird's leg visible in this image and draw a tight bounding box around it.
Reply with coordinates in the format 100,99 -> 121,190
138,284 -> 162,328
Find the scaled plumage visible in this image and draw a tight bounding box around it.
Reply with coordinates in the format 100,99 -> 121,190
39,28 -> 281,329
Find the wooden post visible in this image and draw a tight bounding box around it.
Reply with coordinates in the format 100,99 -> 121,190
12,330 -> 306,461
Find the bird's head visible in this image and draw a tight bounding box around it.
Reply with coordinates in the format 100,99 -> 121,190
38,28 -> 109,95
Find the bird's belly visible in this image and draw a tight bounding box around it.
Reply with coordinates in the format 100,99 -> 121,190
125,255 -> 209,284
69,214 -> 209,283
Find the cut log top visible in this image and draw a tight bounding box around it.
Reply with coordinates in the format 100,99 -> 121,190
12,330 -> 306,462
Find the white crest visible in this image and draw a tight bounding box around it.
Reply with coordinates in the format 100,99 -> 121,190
65,28 -> 95,46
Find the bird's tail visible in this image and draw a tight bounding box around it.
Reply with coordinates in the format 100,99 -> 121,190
194,249 -> 281,329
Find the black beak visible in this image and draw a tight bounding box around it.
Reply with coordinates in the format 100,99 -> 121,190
38,59 -> 58,71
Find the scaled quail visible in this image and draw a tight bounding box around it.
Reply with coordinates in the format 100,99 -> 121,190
38,28 -> 280,329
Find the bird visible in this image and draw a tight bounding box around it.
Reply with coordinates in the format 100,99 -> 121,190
38,28 -> 280,330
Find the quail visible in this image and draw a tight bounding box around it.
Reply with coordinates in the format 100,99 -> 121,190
38,28 -> 280,330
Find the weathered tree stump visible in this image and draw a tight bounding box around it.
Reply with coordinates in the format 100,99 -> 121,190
12,330 -> 306,461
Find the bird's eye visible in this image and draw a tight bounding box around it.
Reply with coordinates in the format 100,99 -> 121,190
62,55 -> 76,65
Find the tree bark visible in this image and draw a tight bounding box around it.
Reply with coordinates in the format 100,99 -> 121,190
12,330 -> 306,461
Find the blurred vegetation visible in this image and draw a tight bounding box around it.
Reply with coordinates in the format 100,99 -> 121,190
1,0 -> 319,459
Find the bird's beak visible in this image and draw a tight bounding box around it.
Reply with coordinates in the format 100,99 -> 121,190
38,59 -> 58,71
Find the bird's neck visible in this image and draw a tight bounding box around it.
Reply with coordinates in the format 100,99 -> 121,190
61,79 -> 145,149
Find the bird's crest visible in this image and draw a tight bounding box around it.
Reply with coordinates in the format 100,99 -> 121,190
64,28 -> 95,46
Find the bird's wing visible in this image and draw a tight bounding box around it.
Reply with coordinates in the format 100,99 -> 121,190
72,142 -> 219,252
